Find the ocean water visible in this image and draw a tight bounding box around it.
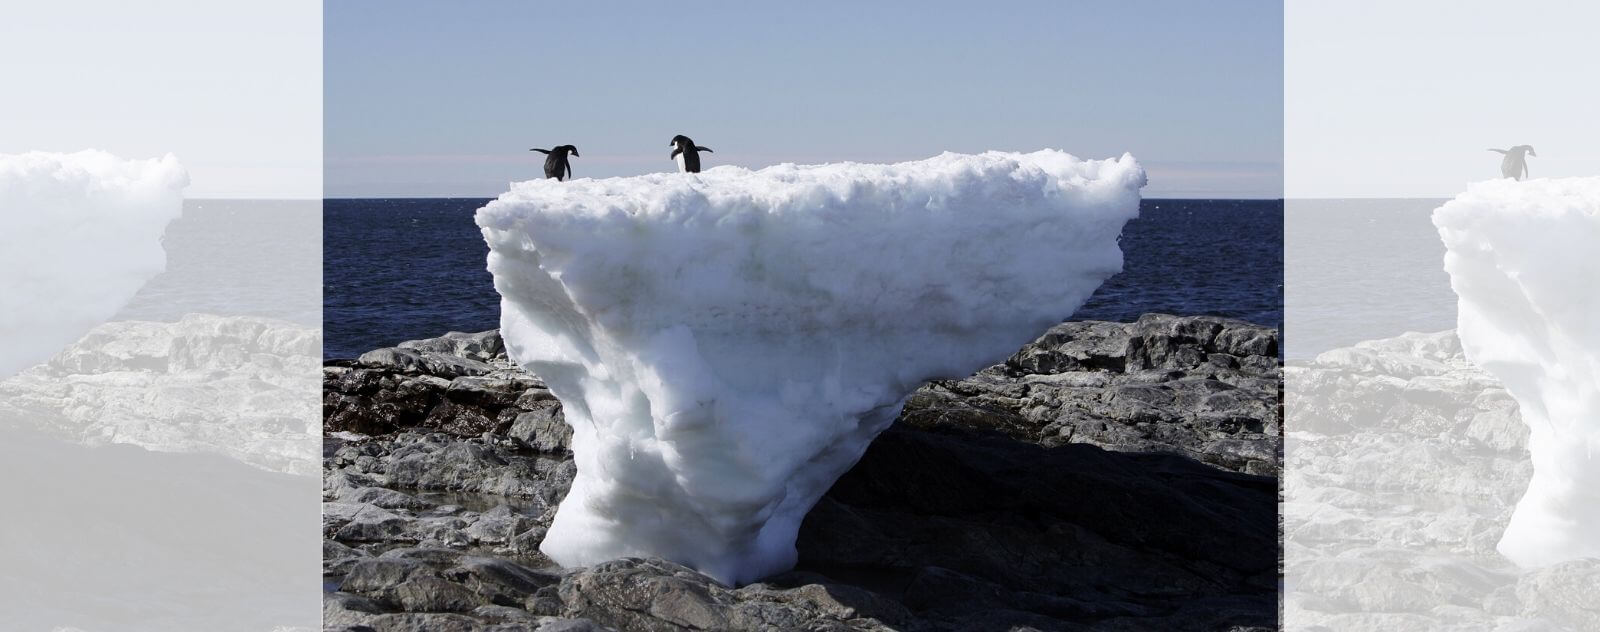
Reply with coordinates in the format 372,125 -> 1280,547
115,199 -> 321,326
1285,199 -> 1456,361
323,199 -> 1284,359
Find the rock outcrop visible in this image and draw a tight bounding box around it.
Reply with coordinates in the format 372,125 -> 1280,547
324,315 -> 1281,631
0,314 -> 320,475
1285,330 -> 1599,630
324,330 -> 571,451
908,313 -> 1280,475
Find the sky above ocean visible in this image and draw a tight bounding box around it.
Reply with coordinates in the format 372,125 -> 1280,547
324,1 -> 1283,199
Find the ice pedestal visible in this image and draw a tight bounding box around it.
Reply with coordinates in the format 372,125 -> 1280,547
477,150 -> 1145,584
0,151 -> 187,376
1434,177 -> 1600,568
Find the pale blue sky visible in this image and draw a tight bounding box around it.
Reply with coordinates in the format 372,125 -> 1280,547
326,1 -> 1282,198
1287,0 -> 1600,197
5,1 -> 321,198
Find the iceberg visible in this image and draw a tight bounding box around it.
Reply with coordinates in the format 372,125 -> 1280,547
0,151 -> 187,377
1434,176 -> 1600,568
477,150 -> 1145,585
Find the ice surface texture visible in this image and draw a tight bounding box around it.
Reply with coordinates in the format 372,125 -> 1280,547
0,151 -> 187,376
477,150 -> 1146,585
1434,177 -> 1600,568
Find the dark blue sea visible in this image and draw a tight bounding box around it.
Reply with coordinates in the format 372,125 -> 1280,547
323,199 -> 1284,359
115,199 -> 321,326
1285,199 -> 1457,361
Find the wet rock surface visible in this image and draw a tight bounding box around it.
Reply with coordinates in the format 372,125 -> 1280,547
325,315 -> 1281,631
1286,330 -> 1599,630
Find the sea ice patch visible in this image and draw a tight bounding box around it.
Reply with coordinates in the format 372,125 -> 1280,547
0,151 -> 188,376
477,150 -> 1145,585
1434,176 -> 1600,568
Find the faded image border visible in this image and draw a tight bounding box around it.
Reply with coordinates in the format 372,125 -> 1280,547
1283,2 -> 1599,630
0,2 -> 323,631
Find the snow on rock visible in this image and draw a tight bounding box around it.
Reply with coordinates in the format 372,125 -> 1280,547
477,150 -> 1145,585
0,151 -> 188,377
1434,176 -> 1600,568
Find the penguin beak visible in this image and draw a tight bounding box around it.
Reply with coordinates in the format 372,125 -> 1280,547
571,149 -> 579,158
1528,148 -> 1537,157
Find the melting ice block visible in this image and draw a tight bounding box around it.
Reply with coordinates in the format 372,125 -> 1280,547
1434,177 -> 1600,568
477,150 -> 1145,584
0,151 -> 187,377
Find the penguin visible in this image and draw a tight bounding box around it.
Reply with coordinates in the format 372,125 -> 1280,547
669,135 -> 713,173
530,145 -> 580,181
1488,145 -> 1536,180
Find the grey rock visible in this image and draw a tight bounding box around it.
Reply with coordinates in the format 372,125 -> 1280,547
346,486 -> 433,510
325,539 -> 373,577
454,555 -> 562,605
1515,559 -> 1600,629
464,507 -> 536,546
327,502 -> 410,542
361,612 -> 489,632
525,585 -> 566,617
555,558 -> 902,632
0,315 -> 320,475
535,618 -> 616,632
358,347 -> 494,380
1281,329 -> 1587,630
325,591 -> 385,628
449,376 -> 545,408
911,314 -> 1281,475
324,316 -> 1280,631
327,331 -> 558,437
337,551 -> 558,616
1007,320 -> 1132,373
341,557 -> 428,594
472,604 -> 540,623
508,401 -> 571,452
1286,330 -> 1521,446
399,330 -> 508,364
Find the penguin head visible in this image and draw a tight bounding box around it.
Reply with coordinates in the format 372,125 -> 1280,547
1517,145 -> 1537,157
670,135 -> 692,148
559,145 -> 579,157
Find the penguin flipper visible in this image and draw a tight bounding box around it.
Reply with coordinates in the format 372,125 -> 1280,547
566,163 -> 573,180
696,146 -> 713,153
1488,148 -> 1508,154
532,148 -> 551,154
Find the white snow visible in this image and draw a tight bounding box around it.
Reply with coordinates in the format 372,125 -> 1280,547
0,151 -> 188,377
1434,176 -> 1600,568
477,150 -> 1145,585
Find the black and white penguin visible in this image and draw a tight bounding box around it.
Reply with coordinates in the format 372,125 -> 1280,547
530,145 -> 580,181
1488,145 -> 1536,180
669,135 -> 713,173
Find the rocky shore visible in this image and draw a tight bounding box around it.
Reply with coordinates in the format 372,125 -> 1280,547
0,314 -> 322,631
1285,330 -> 1598,630
0,314 -> 321,475
323,314 -> 1282,631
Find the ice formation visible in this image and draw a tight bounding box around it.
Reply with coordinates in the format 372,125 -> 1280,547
477,150 -> 1145,585
0,151 -> 187,376
1434,176 -> 1600,568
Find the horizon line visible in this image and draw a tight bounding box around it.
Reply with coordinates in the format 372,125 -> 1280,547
313,195 -> 1290,202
